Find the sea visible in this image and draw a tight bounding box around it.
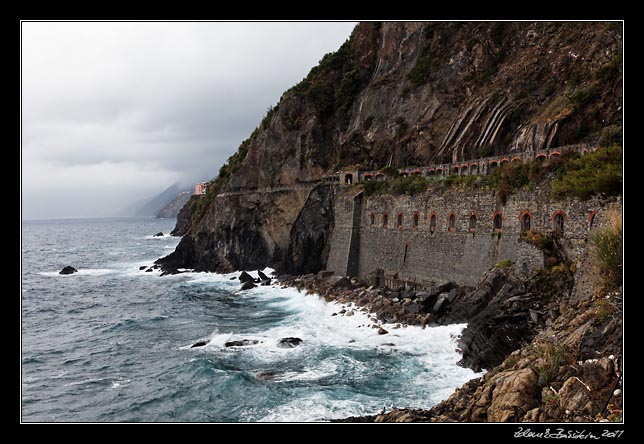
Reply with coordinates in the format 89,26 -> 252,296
21,217 -> 481,422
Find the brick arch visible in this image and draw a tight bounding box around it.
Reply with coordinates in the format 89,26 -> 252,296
588,209 -> 598,229
447,211 -> 457,232
412,211 -> 420,228
519,210 -> 533,232
491,210 -> 504,231
536,153 -> 547,161
512,157 -> 522,163
369,211 -> 376,226
382,212 -> 389,228
396,211 -> 404,228
490,160 -> 499,166
491,209 -> 504,221
468,211 -> 478,232
427,169 -> 435,176
551,209 -> 568,222
549,151 -> 561,158
500,157 -> 510,164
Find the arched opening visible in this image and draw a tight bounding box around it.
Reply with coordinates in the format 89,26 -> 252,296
552,210 -> 567,237
375,173 -> 385,182
397,213 -> 403,228
413,213 -> 419,228
521,213 -> 531,232
469,214 -> 477,232
411,169 -> 422,176
400,171 -> 409,177
470,164 -> 478,175
382,213 -> 389,228
489,161 -> 498,173
364,174 -> 373,182
536,154 -> 547,163
554,213 -> 565,236
430,214 -> 437,234
549,152 -> 561,159
428,169 -> 435,176
588,210 -> 598,230
493,213 -> 503,231
500,158 -> 509,165
436,168 -> 443,175
448,213 -> 456,232
512,157 -> 522,163
370,212 -> 375,226
452,166 -> 460,175
344,173 -> 353,185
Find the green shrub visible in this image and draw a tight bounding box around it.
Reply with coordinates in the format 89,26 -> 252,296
593,299 -> 614,323
591,211 -> 622,290
598,125 -> 622,148
551,146 -> 622,200
478,143 -> 494,158
570,84 -> 600,109
379,166 -> 400,177
537,343 -> 567,387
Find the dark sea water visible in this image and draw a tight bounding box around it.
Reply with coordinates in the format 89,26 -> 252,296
21,217 -> 480,422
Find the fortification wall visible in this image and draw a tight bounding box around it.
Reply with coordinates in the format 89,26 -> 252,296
326,183 -> 612,288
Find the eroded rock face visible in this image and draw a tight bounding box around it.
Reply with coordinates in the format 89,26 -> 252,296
158,22 -> 621,277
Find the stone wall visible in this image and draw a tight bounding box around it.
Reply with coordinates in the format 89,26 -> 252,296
326,183 -> 612,288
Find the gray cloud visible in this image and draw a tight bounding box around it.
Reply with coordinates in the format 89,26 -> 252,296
21,21 -> 357,219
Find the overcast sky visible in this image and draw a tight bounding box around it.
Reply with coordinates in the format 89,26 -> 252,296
21,21 -> 357,220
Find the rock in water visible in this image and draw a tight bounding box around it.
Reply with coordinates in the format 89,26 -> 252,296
238,271 -> 254,284
139,266 -> 147,270
257,270 -> 270,281
153,232 -> 164,237
241,281 -> 257,291
225,339 -> 259,347
190,340 -> 209,348
378,328 -> 389,335
277,337 -> 302,348
59,266 -> 78,275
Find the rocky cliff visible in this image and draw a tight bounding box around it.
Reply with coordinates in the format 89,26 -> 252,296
158,21 -> 621,275
156,191 -> 192,219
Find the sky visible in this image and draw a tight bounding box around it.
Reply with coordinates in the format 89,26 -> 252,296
21,21 -> 358,220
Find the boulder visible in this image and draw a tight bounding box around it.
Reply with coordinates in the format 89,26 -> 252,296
59,266 -> 78,275
257,270 -> 270,281
153,232 -> 164,237
190,340 -> 209,348
378,327 -> 389,335
238,271 -> 255,284
241,281 -> 257,291
277,337 -> 302,348
326,275 -> 352,289
487,368 -> 538,422
432,293 -> 450,314
225,339 -> 259,347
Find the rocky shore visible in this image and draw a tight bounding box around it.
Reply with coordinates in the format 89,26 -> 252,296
274,264 -> 622,423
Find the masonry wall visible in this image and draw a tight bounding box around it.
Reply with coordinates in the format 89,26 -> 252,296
326,182 -> 611,288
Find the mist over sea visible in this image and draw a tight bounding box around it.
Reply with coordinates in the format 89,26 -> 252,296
21,217 -> 480,422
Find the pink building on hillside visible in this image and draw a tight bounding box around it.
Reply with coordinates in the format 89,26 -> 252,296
194,181 -> 210,195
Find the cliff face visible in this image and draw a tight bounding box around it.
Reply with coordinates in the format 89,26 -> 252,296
159,21 -> 622,274
156,191 -> 192,219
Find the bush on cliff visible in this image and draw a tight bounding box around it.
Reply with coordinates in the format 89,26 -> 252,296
363,175 -> 428,197
590,211 -> 622,291
551,145 -> 622,200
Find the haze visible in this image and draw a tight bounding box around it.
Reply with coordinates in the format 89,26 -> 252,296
21,21 -> 357,220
